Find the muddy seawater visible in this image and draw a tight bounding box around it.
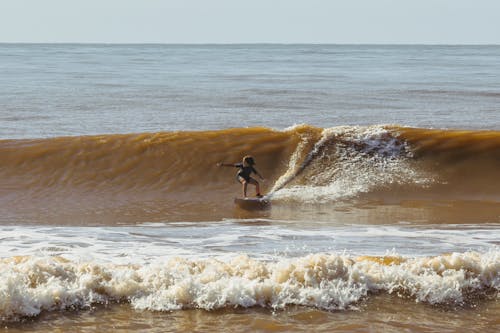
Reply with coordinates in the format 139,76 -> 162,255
0,44 -> 499,332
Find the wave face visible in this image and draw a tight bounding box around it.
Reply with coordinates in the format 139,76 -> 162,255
1,250 -> 498,321
1,125 -> 499,223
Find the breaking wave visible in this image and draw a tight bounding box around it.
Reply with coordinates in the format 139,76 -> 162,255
0,125 -> 499,222
1,250 -> 498,321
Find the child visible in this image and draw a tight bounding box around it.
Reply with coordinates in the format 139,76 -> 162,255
217,155 -> 265,197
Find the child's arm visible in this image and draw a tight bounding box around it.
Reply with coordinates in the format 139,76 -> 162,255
217,162 -> 237,167
252,167 -> 265,180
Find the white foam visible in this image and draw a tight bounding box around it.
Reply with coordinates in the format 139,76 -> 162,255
1,250 -> 498,320
272,125 -> 433,203
1,224 -> 498,265
1,222 -> 498,320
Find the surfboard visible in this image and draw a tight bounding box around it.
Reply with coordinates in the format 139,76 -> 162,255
234,196 -> 271,210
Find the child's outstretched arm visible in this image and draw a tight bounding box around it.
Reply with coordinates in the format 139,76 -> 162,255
217,162 -> 237,167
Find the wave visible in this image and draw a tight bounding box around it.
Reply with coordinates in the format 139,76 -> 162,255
1,125 -> 499,222
1,250 -> 498,321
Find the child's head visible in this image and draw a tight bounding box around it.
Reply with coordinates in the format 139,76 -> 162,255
242,155 -> 255,166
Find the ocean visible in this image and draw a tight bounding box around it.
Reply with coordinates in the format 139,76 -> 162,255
0,44 -> 499,332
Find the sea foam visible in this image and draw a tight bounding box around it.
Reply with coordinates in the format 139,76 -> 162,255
271,125 -> 432,203
1,250 -> 498,321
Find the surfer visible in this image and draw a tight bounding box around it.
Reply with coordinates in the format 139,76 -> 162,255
217,155 -> 265,197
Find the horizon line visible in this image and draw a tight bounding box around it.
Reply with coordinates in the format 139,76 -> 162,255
1,42 -> 499,46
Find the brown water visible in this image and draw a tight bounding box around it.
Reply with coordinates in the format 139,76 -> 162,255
2,44 -> 500,333
4,296 -> 499,332
1,126 -> 499,332
1,125 -> 499,224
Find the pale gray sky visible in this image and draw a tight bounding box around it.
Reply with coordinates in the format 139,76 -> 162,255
1,0 -> 499,44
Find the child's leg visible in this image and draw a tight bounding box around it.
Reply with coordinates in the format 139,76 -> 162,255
238,176 -> 248,197
248,178 -> 261,196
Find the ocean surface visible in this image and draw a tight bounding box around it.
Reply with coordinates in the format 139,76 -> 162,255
0,44 -> 499,332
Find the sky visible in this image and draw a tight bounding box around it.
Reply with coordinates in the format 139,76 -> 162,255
1,0 -> 499,44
